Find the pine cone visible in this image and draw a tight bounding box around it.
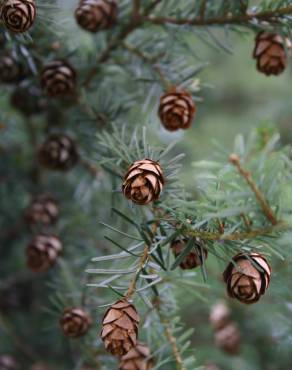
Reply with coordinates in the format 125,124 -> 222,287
26,235 -> 62,272
158,88 -> 196,131
101,298 -> 140,356
209,302 -> 231,331
25,194 -> 59,226
171,238 -> 207,269
38,134 -> 79,171
1,0 -> 36,33
122,159 -> 164,205
223,252 -> 271,304
253,32 -> 287,76
41,60 -> 76,97
60,307 -> 92,338
0,355 -> 18,370
119,342 -> 153,370
75,0 -> 117,33
214,322 -> 241,355
10,85 -> 47,116
0,54 -> 22,83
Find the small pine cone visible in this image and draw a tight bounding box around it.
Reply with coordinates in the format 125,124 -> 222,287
101,298 -> 140,356
26,235 -> 62,272
1,0 -> 36,33
223,252 -> 271,304
0,54 -> 22,83
214,322 -> 241,355
60,307 -> 92,338
209,302 -> 231,331
75,0 -> 117,33
10,85 -> 47,116
41,60 -> 76,97
171,238 -> 207,269
25,194 -> 59,226
122,159 -> 164,205
253,32 -> 287,76
158,88 -> 196,131
0,355 -> 18,370
119,342 -> 153,370
38,134 -> 79,171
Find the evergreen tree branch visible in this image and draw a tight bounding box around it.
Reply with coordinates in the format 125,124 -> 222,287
184,223 -> 287,241
157,306 -> 186,370
122,41 -> 171,88
125,243 -> 149,299
229,153 -> 278,225
144,5 -> 292,26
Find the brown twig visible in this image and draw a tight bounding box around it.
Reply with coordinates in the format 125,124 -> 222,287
185,223 -> 286,241
156,305 -> 186,370
125,243 -> 149,299
199,0 -> 207,19
229,153 -> 278,225
122,41 -> 170,88
144,5 -> 292,26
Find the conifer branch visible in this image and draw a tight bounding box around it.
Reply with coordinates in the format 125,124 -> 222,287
125,243 -> 149,299
157,307 -> 186,370
229,153 -> 278,225
145,5 -> 292,26
185,223 -> 286,241
123,42 -> 170,88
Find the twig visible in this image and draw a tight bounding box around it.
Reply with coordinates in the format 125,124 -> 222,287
144,5 -> 292,26
229,153 -> 278,225
80,158 -> 101,178
185,223 -> 286,241
125,243 -> 149,299
123,41 -> 170,88
157,306 -> 186,370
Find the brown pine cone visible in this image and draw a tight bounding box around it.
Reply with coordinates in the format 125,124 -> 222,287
60,307 -> 92,338
122,159 -> 164,205
38,134 -> 79,171
209,302 -> 231,331
158,87 -> 196,131
214,322 -> 241,355
119,342 -> 153,370
41,60 -> 76,97
1,0 -> 36,33
26,235 -> 62,272
101,298 -> 140,356
0,54 -> 23,83
25,194 -> 59,226
171,238 -> 207,269
75,0 -> 117,33
223,252 -> 271,304
0,355 -> 18,370
253,32 -> 287,76
10,85 -> 47,116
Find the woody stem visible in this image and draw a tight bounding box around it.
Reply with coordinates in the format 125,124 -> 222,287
229,154 -> 278,225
